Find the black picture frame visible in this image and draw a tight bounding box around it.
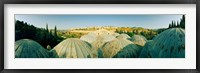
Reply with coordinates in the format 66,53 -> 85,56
0,0 -> 199,73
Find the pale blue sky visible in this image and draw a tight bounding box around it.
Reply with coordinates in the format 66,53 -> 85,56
15,14 -> 183,30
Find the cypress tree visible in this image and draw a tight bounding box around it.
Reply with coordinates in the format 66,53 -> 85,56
180,15 -> 185,29
169,23 -> 171,28
174,21 -> 177,27
45,23 -> 49,47
54,26 -> 57,38
177,21 -> 180,27
53,25 -> 58,45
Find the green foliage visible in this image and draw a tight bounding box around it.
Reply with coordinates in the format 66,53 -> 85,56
156,28 -> 167,34
180,15 -> 185,29
115,29 -> 125,34
15,20 -> 63,49
140,31 -> 156,40
115,28 -> 157,40
54,26 -> 57,39
177,21 -> 180,27
168,23 -> 172,28
15,20 -> 36,41
127,32 -> 134,37
168,15 -> 185,29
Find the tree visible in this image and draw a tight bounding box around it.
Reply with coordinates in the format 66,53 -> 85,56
46,23 -> 49,32
170,20 -> 178,28
174,21 -> 177,27
127,32 -> 134,37
119,30 -> 123,34
135,30 -> 139,34
140,31 -> 145,36
45,23 -> 50,46
15,20 -> 64,49
171,21 -> 174,27
115,29 -> 119,33
168,23 -> 172,28
54,26 -> 57,39
177,21 -> 180,27
180,15 -> 185,29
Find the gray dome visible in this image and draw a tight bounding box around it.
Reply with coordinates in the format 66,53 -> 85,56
90,36 -> 107,58
80,29 -> 116,43
80,34 -> 96,43
145,28 -> 185,58
51,38 -> 93,58
116,34 -> 131,40
112,33 -> 120,37
91,36 -> 108,50
131,35 -> 147,46
15,39 -> 49,58
91,36 -> 117,58
139,40 -> 154,58
100,39 -> 141,58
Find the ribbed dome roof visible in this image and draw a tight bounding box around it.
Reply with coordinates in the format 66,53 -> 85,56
91,36 -> 117,58
15,39 -> 49,58
51,38 -> 93,58
100,39 -> 141,58
112,33 -> 120,37
139,40 -> 154,58
148,28 -> 185,58
116,34 -> 131,40
80,29 -> 116,43
131,35 -> 147,46
80,34 -> 97,43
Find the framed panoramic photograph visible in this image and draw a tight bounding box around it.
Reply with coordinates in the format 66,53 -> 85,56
0,0 -> 199,73
13,14 -> 186,58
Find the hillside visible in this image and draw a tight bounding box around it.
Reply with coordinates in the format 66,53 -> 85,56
58,26 -> 158,40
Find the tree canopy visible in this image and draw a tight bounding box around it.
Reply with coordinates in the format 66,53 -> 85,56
15,20 -> 63,49
168,15 -> 185,29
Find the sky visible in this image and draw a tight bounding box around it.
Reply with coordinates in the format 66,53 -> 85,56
15,14 -> 183,30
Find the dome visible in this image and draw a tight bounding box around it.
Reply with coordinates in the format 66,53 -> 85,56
15,39 -> 50,58
100,34 -> 116,43
112,33 -> 120,37
148,28 -> 185,58
51,38 -> 93,58
80,34 -> 97,43
116,34 -> 131,40
91,36 -> 106,57
100,39 -> 141,58
91,36 -> 108,50
91,36 -> 117,58
139,40 -> 154,58
80,29 -> 116,43
131,35 -> 147,46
